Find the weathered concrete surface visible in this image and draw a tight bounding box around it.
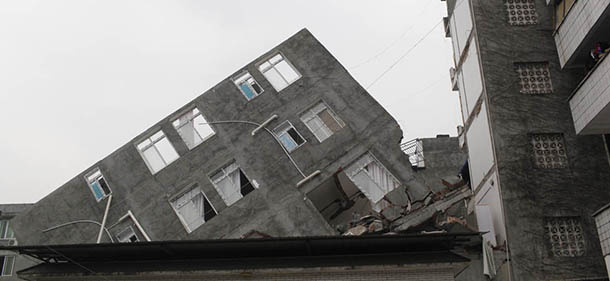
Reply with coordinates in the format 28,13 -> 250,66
10,29 -> 430,246
464,0 -> 610,280
0,204 -> 37,281
412,136 -> 467,193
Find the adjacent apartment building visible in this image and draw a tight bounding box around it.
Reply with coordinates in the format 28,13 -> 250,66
0,204 -> 35,280
444,0 -> 610,280
9,29 -> 448,247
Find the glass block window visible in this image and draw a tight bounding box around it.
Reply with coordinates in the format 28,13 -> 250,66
595,207 -> 610,256
300,102 -> 345,143
172,108 -> 214,150
85,168 -> 111,201
515,62 -> 552,94
258,53 -> 301,91
530,133 -> 568,168
505,0 -> 538,25
273,121 -> 306,152
136,130 -> 180,174
544,217 -> 586,257
209,161 -> 255,206
233,71 -> 263,100
170,185 -> 217,233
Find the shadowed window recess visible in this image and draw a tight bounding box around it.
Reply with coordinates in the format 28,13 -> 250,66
136,130 -> 179,174
273,121 -> 306,152
85,168 -> 111,201
258,53 -> 301,91
300,102 -> 345,143
210,162 -> 256,206
172,107 -> 214,150
233,71 -> 263,100
170,186 -> 217,233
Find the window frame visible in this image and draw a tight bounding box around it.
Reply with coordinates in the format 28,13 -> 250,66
554,0 -> 577,30
232,71 -> 264,100
258,52 -> 301,92
84,167 -> 112,202
135,130 -> 179,174
116,225 -> 139,243
169,185 -> 218,234
171,107 -> 215,150
273,121 -> 306,152
299,101 -> 345,143
208,161 -> 256,206
0,256 -> 15,276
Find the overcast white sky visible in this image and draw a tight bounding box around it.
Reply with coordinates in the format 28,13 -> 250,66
0,0 -> 459,204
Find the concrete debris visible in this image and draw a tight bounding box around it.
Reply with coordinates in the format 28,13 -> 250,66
344,225 -> 367,236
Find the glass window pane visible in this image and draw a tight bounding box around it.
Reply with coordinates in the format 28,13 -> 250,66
240,82 -> 256,99
263,68 -> 288,91
251,81 -> 263,94
0,221 -> 7,239
151,131 -> 165,141
318,109 -> 343,133
269,54 -> 282,64
193,115 -> 214,140
287,128 -> 305,145
2,256 -> 13,276
156,138 -> 179,164
279,133 -> 297,151
136,139 -> 151,150
91,182 -> 105,200
275,60 -> 300,84
259,62 -> 271,72
177,122 -> 203,149
142,147 -> 165,173
306,117 -> 332,142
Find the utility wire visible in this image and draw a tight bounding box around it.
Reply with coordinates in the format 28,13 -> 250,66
366,19 -> 444,90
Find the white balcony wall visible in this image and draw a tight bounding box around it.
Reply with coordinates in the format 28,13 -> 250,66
450,0 -> 473,64
569,56 -> 610,134
466,101 -> 494,188
474,171 -> 507,246
555,0 -> 610,67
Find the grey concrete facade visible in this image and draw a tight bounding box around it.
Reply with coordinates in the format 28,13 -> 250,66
444,0 -> 610,280
10,29 -> 432,246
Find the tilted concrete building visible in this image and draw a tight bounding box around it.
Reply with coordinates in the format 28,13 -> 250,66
10,29 -> 470,249
443,0 -> 610,280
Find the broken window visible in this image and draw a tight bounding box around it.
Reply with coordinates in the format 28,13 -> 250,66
515,62 -> 553,94
258,53 -> 300,91
170,185 -> 217,233
233,71 -> 263,100
136,130 -> 179,174
345,152 -> 401,207
172,107 -> 214,150
209,162 -> 255,206
85,168 -> 111,201
530,133 -> 568,168
0,256 -> 15,276
505,0 -> 538,26
300,102 -> 345,142
273,121 -> 306,152
116,226 -> 139,243
544,217 -> 585,257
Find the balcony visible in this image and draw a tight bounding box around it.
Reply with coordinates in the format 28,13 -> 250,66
569,54 -> 610,135
554,0 -> 610,68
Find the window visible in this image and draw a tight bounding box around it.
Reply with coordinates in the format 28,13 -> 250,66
85,168 -> 111,201
209,162 -> 255,206
116,226 -> 139,243
0,256 -> 15,276
0,220 -> 13,239
300,102 -> 345,142
505,0 -> 538,25
233,71 -> 263,100
544,217 -> 585,257
515,62 -> 553,94
170,186 -> 217,233
344,152 -> 401,205
136,130 -> 179,174
273,121 -> 305,152
258,53 -> 300,91
530,133 -> 568,168
555,0 -> 576,29
172,108 -> 214,150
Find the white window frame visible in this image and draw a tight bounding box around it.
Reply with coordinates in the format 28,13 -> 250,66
169,185 -> 218,233
345,152 -> 401,205
258,52 -> 301,92
136,130 -> 179,174
172,107 -> 215,150
0,256 -> 15,276
116,225 -> 139,243
232,71 -> 264,100
273,121 -> 306,152
84,168 -> 112,202
300,101 -> 345,143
